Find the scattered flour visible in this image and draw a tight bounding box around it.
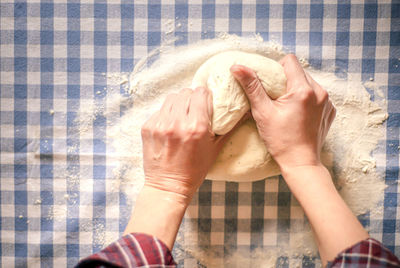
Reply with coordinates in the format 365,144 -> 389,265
75,34 -> 387,266
47,205 -> 67,220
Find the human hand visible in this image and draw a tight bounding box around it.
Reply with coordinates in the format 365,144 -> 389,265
141,87 -> 229,205
230,54 -> 336,171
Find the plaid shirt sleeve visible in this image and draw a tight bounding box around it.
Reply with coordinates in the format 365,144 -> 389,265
328,238 -> 400,268
76,235 -> 399,268
75,233 -> 176,268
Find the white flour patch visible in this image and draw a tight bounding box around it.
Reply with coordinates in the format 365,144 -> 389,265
76,34 -> 387,266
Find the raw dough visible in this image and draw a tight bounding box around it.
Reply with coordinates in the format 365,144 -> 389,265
191,51 -> 287,182
192,51 -> 286,135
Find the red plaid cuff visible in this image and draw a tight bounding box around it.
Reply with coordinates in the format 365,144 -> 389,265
76,233 -> 176,268
328,238 -> 400,268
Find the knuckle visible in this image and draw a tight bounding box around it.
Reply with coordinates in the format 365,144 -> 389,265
197,124 -> 209,135
141,119 -> 153,136
151,127 -> 161,138
153,126 -> 178,142
141,125 -> 150,137
321,89 -> 329,99
298,86 -> 314,102
320,90 -> 329,103
163,126 -> 176,138
186,124 -> 208,141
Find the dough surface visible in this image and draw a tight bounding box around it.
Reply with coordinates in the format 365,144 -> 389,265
192,50 -> 286,135
191,51 -> 287,182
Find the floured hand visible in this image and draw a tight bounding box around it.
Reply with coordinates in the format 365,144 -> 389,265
231,54 -> 336,171
141,87 -> 231,204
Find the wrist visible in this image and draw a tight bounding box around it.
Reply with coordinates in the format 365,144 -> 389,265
280,163 -> 334,200
280,161 -> 325,178
141,184 -> 191,209
144,175 -> 200,205
124,185 -> 188,249
274,147 -> 322,175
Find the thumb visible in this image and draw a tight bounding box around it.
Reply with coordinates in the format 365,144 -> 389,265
230,64 -> 272,112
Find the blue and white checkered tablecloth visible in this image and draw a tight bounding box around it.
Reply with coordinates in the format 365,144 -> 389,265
1,1 -> 399,267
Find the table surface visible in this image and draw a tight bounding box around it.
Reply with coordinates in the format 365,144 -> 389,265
1,1 -> 399,267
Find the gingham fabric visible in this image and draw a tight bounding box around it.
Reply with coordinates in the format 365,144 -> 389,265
1,1 -> 399,267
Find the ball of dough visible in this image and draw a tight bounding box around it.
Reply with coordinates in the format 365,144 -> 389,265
192,50 -> 287,135
191,51 -> 287,182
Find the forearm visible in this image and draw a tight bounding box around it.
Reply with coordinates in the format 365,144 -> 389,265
281,164 -> 369,265
124,185 -> 188,250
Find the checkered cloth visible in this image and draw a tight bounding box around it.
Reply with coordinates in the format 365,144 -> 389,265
1,1 -> 399,267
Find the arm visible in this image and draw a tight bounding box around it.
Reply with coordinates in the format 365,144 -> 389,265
281,164 -> 368,263
77,87 -> 233,267
123,186 -> 187,250
124,87 -> 232,250
231,55 -> 367,266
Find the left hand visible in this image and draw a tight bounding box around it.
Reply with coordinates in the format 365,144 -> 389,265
141,87 -> 229,205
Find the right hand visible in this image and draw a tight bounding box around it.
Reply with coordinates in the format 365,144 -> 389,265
230,54 -> 336,171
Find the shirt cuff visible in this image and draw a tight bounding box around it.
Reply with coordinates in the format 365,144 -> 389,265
327,238 -> 400,268
76,233 -> 176,268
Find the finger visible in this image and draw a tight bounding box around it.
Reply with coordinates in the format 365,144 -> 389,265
327,103 -> 336,126
230,64 -> 272,112
322,102 -> 336,138
304,71 -> 327,100
188,87 -> 212,122
160,93 -> 178,114
322,99 -> 334,119
172,88 -> 193,116
304,71 -> 318,89
280,54 -> 309,92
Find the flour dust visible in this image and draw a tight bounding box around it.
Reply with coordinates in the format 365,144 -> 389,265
76,34 -> 387,266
